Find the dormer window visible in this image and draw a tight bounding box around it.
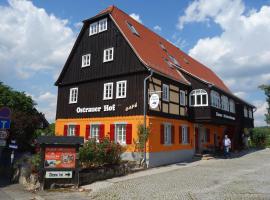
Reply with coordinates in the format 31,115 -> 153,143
82,54 -> 91,67
169,55 -> 179,66
127,22 -> 140,36
89,18 -> 107,36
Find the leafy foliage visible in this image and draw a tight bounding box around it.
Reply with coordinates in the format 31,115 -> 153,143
79,138 -> 123,167
34,123 -> 55,137
31,153 -> 42,172
250,127 -> 270,147
259,84 -> 270,125
136,124 -> 150,153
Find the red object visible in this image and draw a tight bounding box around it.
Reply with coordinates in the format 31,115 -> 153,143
63,125 -> 68,136
187,127 -> 190,143
126,124 -> 132,144
171,125 -> 175,144
99,124 -> 105,141
110,124 -> 115,142
92,6 -> 231,93
160,124 -> 164,144
179,126 -> 182,144
75,125 -> 80,137
85,125 -> 90,140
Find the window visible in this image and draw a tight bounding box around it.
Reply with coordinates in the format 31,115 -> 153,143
103,47 -> 114,62
248,108 -> 253,119
127,22 -> 140,36
68,125 -> 76,136
229,99 -> 235,113
189,89 -> 208,106
244,106 -> 248,117
211,90 -> 220,108
162,84 -> 169,101
82,54 -> 91,67
221,95 -> 229,111
169,55 -> 179,66
103,82 -> 113,100
182,126 -> 188,144
99,18 -> 107,32
91,124 -> 100,141
180,90 -> 186,106
116,81 -> 127,99
164,123 -> 172,145
69,87 -> 78,104
116,124 -> 126,144
89,22 -> 98,36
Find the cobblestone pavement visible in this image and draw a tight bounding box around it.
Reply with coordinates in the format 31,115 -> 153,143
85,149 -> 270,200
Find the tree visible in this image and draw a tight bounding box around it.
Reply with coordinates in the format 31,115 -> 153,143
0,82 -> 48,151
259,84 -> 270,125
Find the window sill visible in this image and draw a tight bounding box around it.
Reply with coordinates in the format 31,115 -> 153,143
103,60 -> 114,63
116,96 -> 126,99
81,65 -> 90,68
69,102 -> 77,104
103,98 -> 113,101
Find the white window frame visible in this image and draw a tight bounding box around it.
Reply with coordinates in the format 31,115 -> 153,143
68,124 -> 76,136
116,80 -> 127,99
115,124 -> 126,145
189,89 -> 208,107
221,95 -> 229,111
180,90 -> 186,106
182,126 -> 188,144
90,124 -> 100,142
89,22 -> 98,36
229,99 -> 235,113
211,90 -> 220,109
162,84 -> 169,102
98,18 -> 107,33
103,47 -> 114,62
103,82 -> 113,100
164,123 -> 172,145
81,54 -> 91,67
69,87 -> 78,104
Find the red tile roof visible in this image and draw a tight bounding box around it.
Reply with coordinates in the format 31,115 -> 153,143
103,6 -> 231,93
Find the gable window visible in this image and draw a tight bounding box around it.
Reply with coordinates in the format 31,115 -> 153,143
69,87 -> 78,104
116,124 -> 126,144
116,80 -> 127,99
180,90 -> 186,106
162,84 -> 169,101
182,126 -> 188,144
89,22 -> 98,36
229,99 -> 235,113
103,82 -> 113,100
103,47 -> 114,62
189,89 -> 208,106
99,18 -> 107,32
211,90 -> 220,108
221,95 -> 229,111
68,125 -> 76,136
82,54 -> 91,67
164,123 -> 172,145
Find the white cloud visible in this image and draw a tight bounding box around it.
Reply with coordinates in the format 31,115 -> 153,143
178,0 -> 270,126
253,101 -> 268,127
0,0 -> 75,79
129,13 -> 142,23
153,25 -> 162,31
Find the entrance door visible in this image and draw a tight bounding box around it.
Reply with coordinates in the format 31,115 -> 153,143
195,127 -> 199,153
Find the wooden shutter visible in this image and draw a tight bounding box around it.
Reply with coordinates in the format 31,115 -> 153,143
179,126 -> 182,144
160,124 -> 164,144
110,124 -> 115,142
64,125 -> 68,136
99,124 -> 105,141
187,127 -> 190,143
75,125 -> 80,136
171,125 -> 175,144
85,125 -> 90,140
126,124 -> 132,144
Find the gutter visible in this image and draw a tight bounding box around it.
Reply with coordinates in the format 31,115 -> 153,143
143,69 -> 153,167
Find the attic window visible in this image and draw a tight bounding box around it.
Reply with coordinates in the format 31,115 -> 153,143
164,58 -> 173,68
127,22 -> 140,36
159,42 -> 167,52
168,55 -> 180,66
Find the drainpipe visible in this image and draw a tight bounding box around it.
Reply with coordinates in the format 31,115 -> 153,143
143,69 -> 153,167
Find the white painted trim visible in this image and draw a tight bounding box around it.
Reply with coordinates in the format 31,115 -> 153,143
81,54 -> 91,68
116,80 -> 127,99
103,82 -> 113,100
98,18 -> 107,33
69,87 -> 78,104
103,47 -> 114,63
89,21 -> 98,36
162,84 -> 169,102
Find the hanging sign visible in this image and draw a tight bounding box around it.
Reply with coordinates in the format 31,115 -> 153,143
149,94 -> 159,109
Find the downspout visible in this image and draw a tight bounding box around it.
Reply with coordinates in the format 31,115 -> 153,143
143,69 -> 153,167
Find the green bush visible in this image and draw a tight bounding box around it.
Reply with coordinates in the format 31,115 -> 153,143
31,153 -> 41,172
79,138 -> 123,167
250,127 -> 270,147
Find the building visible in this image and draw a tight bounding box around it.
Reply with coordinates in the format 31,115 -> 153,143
55,6 -> 255,167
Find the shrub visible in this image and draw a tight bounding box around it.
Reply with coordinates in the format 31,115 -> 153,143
79,138 -> 124,167
31,153 -> 41,173
250,127 -> 270,147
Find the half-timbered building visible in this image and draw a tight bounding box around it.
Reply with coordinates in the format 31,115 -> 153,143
55,6 -> 255,167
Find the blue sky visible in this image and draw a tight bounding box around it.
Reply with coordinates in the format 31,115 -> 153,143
0,0 -> 269,126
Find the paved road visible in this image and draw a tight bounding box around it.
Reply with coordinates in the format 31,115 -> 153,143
84,149 -> 270,200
